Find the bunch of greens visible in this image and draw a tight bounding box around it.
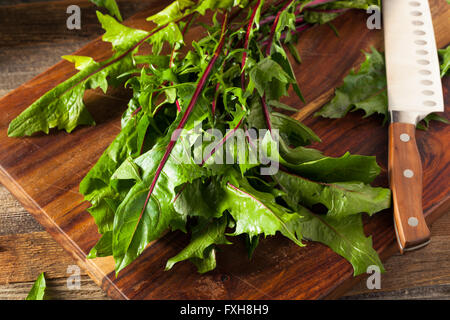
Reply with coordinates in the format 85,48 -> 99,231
316,46 -> 449,129
8,0 -> 390,276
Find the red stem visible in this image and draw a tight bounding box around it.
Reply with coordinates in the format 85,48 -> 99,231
169,14 -> 195,113
212,82 -> 220,116
261,96 -> 273,132
241,0 -> 262,90
135,14 -> 228,228
265,0 -> 294,56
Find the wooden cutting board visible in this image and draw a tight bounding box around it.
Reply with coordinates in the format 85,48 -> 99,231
0,0 -> 448,300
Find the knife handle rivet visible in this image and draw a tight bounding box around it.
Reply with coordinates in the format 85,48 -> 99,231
408,217 -> 419,227
411,11 -> 423,17
414,30 -> 426,36
404,169 -> 414,178
409,1 -> 420,7
400,134 -> 410,142
415,39 -> 427,45
412,20 -> 424,26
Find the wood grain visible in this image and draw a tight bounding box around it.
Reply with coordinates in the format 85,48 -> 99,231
0,0 -> 448,300
0,231 -> 81,283
344,211 -> 450,299
389,123 -> 430,252
0,276 -> 109,300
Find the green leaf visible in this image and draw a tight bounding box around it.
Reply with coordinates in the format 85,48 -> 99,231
271,112 -> 321,147
165,216 -> 231,273
439,45 -> 450,77
147,0 -> 242,25
26,273 -> 46,300
218,177 -> 304,246
87,231 -> 113,258
90,0 -> 122,21
285,152 -> 381,184
298,207 -> 384,276
80,113 -> 152,235
248,57 -> 293,100
97,11 -> 148,51
7,13 -> 152,137
274,170 -> 391,218
245,235 -> 260,259
417,113 -> 450,131
112,127 -> 210,273
315,47 -> 387,120
317,47 -> 449,130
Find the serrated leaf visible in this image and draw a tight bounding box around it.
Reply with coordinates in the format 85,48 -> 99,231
315,47 -> 387,120
297,207 -> 384,276
248,57 -> 293,99
317,47 -> 448,130
274,170 -> 391,218
218,177 -> 304,246
166,216 -> 231,273
112,127 -> 210,273
90,0 -> 122,21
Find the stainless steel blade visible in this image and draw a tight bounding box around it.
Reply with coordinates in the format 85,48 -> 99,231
383,0 -> 444,124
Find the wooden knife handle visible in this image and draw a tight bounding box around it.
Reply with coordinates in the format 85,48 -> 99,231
389,123 -> 430,253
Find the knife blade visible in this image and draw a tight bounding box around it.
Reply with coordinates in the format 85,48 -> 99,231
382,0 -> 444,253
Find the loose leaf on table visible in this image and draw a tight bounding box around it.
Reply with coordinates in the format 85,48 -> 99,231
315,47 -> 388,120
25,273 -> 46,300
316,47 -> 449,129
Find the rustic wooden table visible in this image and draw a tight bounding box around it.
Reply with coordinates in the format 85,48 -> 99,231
0,0 -> 449,300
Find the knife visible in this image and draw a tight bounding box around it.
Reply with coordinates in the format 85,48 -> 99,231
382,0 -> 444,253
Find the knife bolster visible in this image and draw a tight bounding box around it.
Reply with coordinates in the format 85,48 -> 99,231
388,122 -> 431,253
390,110 -> 423,125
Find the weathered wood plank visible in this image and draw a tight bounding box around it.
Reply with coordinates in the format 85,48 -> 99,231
0,276 -> 109,300
0,231 -> 85,284
342,284 -> 450,300
0,185 -> 43,235
344,212 -> 450,298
